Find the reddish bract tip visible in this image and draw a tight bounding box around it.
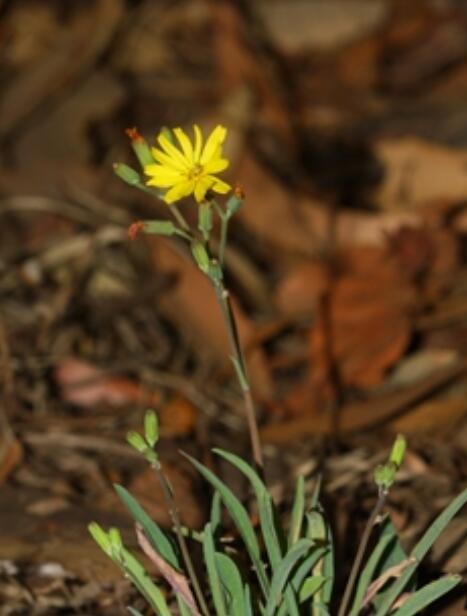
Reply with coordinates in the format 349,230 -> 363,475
128,221 -> 145,240
234,185 -> 245,199
125,127 -> 143,142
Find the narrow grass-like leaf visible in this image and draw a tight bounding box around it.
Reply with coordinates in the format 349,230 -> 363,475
307,510 -> 334,608
277,547 -> 328,616
265,538 -> 314,616
375,489 -> 467,616
121,547 -> 172,616
215,552 -> 246,616
177,597 -> 194,616
288,475 -> 305,547
203,523 -> 227,616
182,452 -> 269,596
127,608 -> 145,616
350,519 -> 398,616
210,490 -> 222,537
299,576 -> 327,603
115,484 -> 179,569
243,584 -> 255,616
393,575 -> 461,616
214,449 -> 301,616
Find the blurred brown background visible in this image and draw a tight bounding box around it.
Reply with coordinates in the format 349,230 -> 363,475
0,0 -> 466,613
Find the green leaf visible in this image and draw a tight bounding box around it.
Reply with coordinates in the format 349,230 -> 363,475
307,510 -> 334,607
288,475 -> 305,547
210,490 -> 222,537
88,522 -> 111,555
120,546 -> 172,616
350,518 -> 396,616
265,538 -> 314,616
393,575 -> 461,616
182,452 -> 269,597
277,547 -> 328,616
114,485 -> 179,569
375,489 -> 467,616
127,607 -> 145,616
203,522 -> 228,616
299,576 -> 327,603
213,449 -> 300,616
215,552 -> 246,616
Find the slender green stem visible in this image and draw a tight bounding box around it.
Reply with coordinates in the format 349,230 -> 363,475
338,490 -> 388,616
153,463 -> 210,616
213,281 -> 264,473
218,214 -> 229,268
169,204 -> 190,232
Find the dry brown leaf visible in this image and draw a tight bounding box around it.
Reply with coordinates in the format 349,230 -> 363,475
308,247 -> 416,397
274,261 -> 330,317
376,138 -> 467,209
262,359 -> 465,442
159,395 -> 198,438
55,358 -> 162,409
150,237 -> 273,401
0,429 -> 23,486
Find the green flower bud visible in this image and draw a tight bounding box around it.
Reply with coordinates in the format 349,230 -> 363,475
191,240 -> 210,274
113,163 -> 141,186
126,127 -> 154,167
198,203 -> 213,241
374,462 -> 397,491
144,410 -> 159,448
143,221 -> 176,236
389,434 -> 407,470
226,189 -> 244,217
127,430 -> 147,454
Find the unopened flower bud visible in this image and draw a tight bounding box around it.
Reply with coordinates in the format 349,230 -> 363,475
191,240 -> 210,274
125,127 -> 154,167
114,163 -> 141,186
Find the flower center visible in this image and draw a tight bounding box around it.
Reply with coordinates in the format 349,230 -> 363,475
188,164 -> 203,181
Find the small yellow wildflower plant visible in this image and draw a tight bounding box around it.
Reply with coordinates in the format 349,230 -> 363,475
145,125 -> 231,204
104,123 -> 466,616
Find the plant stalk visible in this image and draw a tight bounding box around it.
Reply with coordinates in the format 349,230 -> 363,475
169,204 -> 190,232
337,489 -> 388,616
214,282 -> 264,474
154,464 -> 210,616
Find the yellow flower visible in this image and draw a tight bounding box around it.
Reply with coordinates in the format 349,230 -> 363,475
145,125 -> 231,204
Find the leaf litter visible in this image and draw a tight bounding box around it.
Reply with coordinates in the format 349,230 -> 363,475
0,0 -> 467,613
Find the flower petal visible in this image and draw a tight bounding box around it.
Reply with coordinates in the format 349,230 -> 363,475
151,147 -> 186,172
145,164 -> 183,187
164,179 -> 196,204
157,132 -> 189,169
204,157 -> 229,174
210,177 -> 231,195
194,176 -> 214,202
193,125 -> 203,161
200,125 -> 227,165
174,127 -> 194,164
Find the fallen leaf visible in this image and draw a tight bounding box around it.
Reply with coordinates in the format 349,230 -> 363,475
159,395 -> 198,438
55,358 -> 162,409
274,261 -> 330,317
376,137 -> 467,209
0,426 -> 23,486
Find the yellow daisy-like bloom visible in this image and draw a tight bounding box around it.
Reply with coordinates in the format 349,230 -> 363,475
145,125 -> 231,204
